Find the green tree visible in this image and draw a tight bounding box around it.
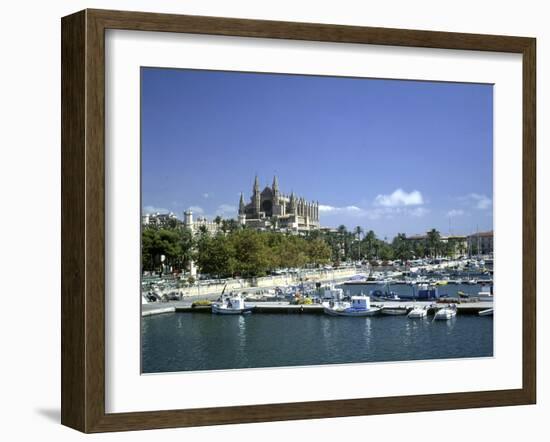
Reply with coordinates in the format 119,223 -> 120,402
392,233 -> 413,261
363,230 -> 377,259
426,228 -> 442,258
306,238 -> 332,266
378,242 -> 394,261
229,230 -> 271,277
196,233 -> 234,278
141,227 -> 184,272
413,241 -> 426,258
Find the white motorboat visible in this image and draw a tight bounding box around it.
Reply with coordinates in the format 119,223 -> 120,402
478,308 -> 494,317
212,293 -> 253,315
434,304 -> 457,320
324,295 -> 381,317
408,305 -> 428,318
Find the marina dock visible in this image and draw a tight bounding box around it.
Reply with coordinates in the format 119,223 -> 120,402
142,300 -> 494,316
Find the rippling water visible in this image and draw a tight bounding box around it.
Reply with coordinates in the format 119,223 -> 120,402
142,311 -> 493,373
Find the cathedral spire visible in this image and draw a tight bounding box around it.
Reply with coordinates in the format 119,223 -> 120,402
272,175 -> 279,205
253,175 -> 261,214
239,192 -> 245,214
289,192 -> 296,214
272,175 -> 279,192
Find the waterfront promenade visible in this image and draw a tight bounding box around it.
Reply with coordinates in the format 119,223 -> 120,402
144,267 -> 359,298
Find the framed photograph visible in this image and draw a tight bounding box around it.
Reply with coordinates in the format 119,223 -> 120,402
61,9 -> 536,433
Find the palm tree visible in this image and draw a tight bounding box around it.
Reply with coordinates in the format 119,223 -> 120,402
426,228 -> 442,258
354,226 -> 363,260
392,233 -> 410,261
364,230 -> 377,259
337,225 -> 348,260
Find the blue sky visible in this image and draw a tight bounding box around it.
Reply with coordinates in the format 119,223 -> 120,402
141,68 -> 493,240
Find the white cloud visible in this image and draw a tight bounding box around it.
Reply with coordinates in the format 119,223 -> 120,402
447,209 -> 465,217
366,207 -> 429,220
319,204 -> 362,214
187,205 -> 204,214
460,193 -> 492,210
319,204 -> 428,220
374,189 -> 424,207
202,193 -> 210,199
216,204 -> 237,216
143,205 -> 170,214
408,207 -> 429,217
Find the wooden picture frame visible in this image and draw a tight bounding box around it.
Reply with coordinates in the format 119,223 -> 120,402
61,8 -> 536,433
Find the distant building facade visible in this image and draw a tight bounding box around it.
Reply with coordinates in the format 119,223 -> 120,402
467,230 -> 494,255
142,212 -> 179,227
183,210 -> 220,236
404,233 -> 468,258
238,175 -> 320,233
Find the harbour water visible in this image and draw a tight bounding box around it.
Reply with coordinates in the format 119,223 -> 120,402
142,306 -> 493,374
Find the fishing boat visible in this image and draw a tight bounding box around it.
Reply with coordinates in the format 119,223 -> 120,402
434,304 -> 457,320
381,306 -> 409,315
478,308 -> 494,317
324,295 -> 381,317
211,292 -> 254,315
408,305 -> 428,318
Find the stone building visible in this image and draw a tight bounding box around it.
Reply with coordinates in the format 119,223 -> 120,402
141,212 -> 178,227
467,230 -> 494,255
404,233 -> 468,258
182,210 -> 220,236
238,175 -> 320,233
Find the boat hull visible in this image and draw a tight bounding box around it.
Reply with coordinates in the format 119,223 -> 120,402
324,307 -> 381,317
408,309 -> 427,318
434,310 -> 456,320
381,308 -> 409,316
478,308 -> 494,316
211,304 -> 253,315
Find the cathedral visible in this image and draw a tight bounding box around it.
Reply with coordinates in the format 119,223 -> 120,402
238,176 -> 320,233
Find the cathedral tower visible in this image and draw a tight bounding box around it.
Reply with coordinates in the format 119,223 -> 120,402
253,175 -> 261,215
239,192 -> 245,215
272,175 -> 279,205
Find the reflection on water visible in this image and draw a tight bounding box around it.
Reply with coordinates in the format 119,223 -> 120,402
142,312 -> 493,373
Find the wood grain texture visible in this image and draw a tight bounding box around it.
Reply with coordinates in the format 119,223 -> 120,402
60,9 -> 537,433
522,39 -> 536,403
61,10 -> 86,431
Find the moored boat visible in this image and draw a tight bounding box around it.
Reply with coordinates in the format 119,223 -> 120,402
434,304 -> 457,320
408,305 -> 428,318
324,295 -> 380,317
381,306 -> 409,316
212,292 -> 254,315
478,308 -> 494,317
